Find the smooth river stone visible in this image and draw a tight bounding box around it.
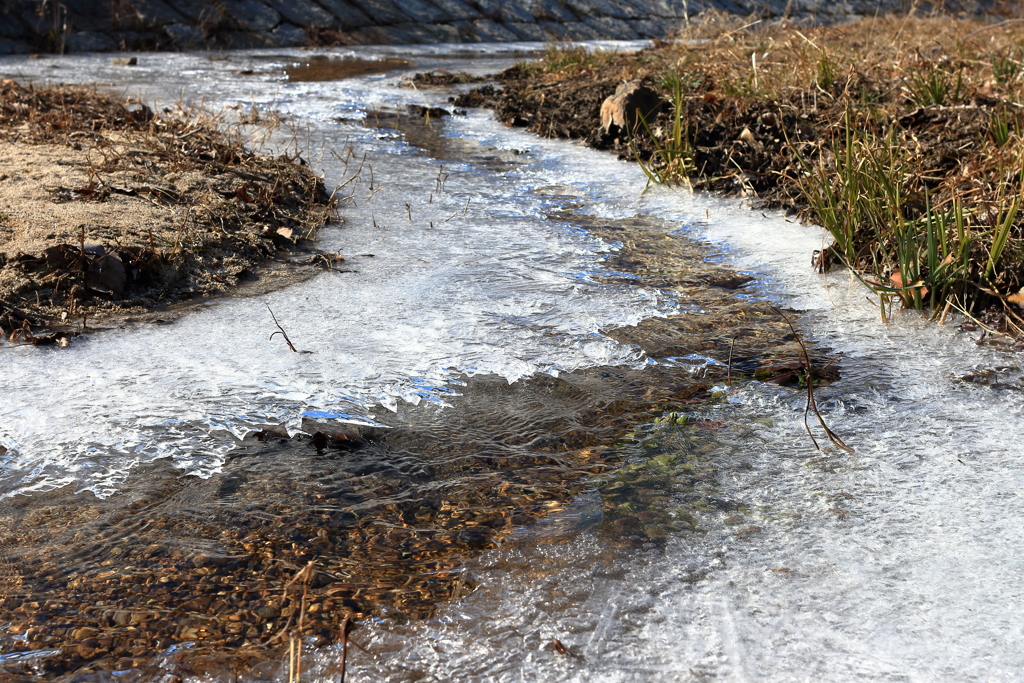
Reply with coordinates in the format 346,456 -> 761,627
506,22 -> 551,40
354,0 -> 414,24
473,18 -> 521,40
563,0 -> 642,19
522,0 -> 579,22
431,0 -> 483,21
582,15 -> 641,39
499,0 -> 539,23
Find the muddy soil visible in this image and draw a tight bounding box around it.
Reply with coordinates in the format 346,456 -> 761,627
451,56 -> 814,207
0,80 -> 336,345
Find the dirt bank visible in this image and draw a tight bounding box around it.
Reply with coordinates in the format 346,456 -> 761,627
452,13 -> 1024,335
0,79 -> 336,345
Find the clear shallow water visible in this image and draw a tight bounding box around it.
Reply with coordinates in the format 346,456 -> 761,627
3,45 -> 1024,682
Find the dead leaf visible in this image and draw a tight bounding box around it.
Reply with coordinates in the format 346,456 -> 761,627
977,79 -> 997,99
1007,288 -> 1024,305
891,269 -> 928,302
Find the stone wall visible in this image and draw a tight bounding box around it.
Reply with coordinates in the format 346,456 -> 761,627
0,0 -> 1011,54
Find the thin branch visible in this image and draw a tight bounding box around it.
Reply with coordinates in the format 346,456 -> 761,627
961,18 -> 1024,42
771,306 -> 852,453
266,303 -> 297,353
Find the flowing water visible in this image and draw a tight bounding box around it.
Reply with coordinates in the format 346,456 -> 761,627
1,44 -> 1023,682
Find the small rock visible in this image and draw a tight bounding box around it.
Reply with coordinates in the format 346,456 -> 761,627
405,104 -> 450,119
271,23 -> 307,47
111,57 -> 138,66
70,627 -> 99,640
76,638 -> 100,658
254,605 -> 280,620
86,251 -> 126,296
599,82 -> 664,137
111,610 -> 133,626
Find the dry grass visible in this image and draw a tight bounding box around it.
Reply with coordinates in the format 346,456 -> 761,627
662,13 -> 1024,328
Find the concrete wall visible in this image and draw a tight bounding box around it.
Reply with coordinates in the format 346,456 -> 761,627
0,0 -> 1011,54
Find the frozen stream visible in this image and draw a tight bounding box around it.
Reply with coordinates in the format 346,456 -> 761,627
2,45 -> 1024,682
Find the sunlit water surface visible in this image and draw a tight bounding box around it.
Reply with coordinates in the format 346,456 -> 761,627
2,44 -> 1023,682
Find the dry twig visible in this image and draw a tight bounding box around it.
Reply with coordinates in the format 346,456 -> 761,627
266,303 -> 298,353
771,306 -> 852,452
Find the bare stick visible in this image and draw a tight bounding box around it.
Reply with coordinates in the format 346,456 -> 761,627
435,163 -> 445,193
334,163 -> 364,193
266,303 -> 298,353
771,306 -> 852,452
962,17 -> 1024,42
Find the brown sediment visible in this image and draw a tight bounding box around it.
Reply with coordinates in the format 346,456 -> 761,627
283,56 -> 412,82
0,79 -> 337,344
451,14 -> 1024,329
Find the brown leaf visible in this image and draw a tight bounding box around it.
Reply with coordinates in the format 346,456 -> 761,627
889,269 -> 903,289
1007,288 -> 1024,305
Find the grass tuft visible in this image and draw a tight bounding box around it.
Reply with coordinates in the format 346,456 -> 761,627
902,62 -> 964,107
